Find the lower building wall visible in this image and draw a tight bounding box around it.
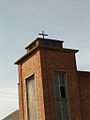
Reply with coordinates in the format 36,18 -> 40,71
78,71 -> 90,120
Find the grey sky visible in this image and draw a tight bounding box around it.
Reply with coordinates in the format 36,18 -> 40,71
0,0 -> 90,119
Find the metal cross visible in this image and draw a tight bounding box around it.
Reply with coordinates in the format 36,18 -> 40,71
39,31 -> 48,39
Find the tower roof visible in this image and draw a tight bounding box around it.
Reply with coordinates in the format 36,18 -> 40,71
14,37 -> 79,64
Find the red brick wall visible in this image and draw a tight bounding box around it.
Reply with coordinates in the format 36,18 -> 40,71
40,48 -> 82,120
78,71 -> 90,120
18,64 -> 24,120
18,50 -> 46,120
18,47 -> 82,120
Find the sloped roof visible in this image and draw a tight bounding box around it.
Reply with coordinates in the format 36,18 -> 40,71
2,110 -> 19,120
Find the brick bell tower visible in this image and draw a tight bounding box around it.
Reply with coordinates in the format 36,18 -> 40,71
15,37 -> 83,120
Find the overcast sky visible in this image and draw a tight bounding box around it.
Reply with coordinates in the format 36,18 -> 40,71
0,0 -> 90,119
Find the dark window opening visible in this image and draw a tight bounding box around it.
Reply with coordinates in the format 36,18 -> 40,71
60,86 -> 66,98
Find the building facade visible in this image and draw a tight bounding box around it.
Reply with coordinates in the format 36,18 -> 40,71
15,37 -> 90,120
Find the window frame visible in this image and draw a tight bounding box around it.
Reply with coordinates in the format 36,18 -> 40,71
53,70 -> 70,120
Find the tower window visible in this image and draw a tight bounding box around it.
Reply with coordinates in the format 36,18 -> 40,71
53,71 -> 68,120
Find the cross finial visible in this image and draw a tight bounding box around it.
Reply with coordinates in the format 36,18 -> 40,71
39,31 -> 48,39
